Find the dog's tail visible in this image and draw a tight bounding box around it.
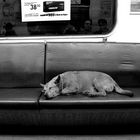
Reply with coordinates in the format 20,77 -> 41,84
114,83 -> 134,97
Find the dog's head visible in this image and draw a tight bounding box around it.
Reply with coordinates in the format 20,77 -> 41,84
41,75 -> 61,99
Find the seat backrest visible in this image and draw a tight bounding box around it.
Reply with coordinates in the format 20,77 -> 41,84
0,42 -> 44,88
46,42 -> 140,87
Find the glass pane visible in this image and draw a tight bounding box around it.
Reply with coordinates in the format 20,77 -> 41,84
0,0 -> 116,37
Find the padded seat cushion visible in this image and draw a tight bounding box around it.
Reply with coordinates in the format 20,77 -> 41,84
0,88 -> 41,109
39,88 -> 140,108
39,88 -> 140,127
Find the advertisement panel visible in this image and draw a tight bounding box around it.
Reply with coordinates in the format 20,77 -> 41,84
21,0 -> 71,22
130,0 -> 140,14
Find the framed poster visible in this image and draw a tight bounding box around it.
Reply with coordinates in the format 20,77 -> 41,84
130,0 -> 140,14
21,0 -> 71,22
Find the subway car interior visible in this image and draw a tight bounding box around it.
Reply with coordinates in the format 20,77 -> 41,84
0,0 -> 140,136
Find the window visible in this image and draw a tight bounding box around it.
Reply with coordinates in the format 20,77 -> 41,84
0,0 -> 116,37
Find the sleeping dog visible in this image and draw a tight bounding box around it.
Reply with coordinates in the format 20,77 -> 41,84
41,71 -> 133,99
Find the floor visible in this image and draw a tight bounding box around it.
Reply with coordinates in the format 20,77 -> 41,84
0,135 -> 140,140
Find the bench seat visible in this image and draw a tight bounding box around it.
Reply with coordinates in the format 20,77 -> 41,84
0,88 -> 41,128
39,88 -> 140,128
39,87 -> 140,107
0,88 -> 41,108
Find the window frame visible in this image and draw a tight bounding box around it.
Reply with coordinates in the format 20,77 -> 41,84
0,0 -> 117,41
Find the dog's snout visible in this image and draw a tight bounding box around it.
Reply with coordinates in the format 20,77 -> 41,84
44,93 -> 53,100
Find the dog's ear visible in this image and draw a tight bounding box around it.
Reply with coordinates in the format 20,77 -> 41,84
40,83 -> 45,88
54,75 -> 61,84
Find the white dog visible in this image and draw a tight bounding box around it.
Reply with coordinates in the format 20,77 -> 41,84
41,71 -> 133,99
